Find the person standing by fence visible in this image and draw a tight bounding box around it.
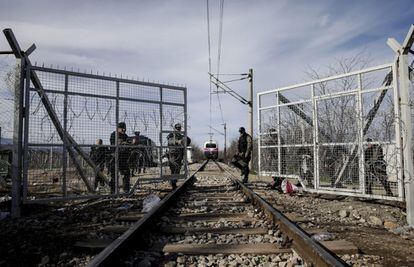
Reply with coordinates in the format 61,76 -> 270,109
364,138 -> 393,196
231,127 -> 252,183
109,122 -> 131,194
90,138 -> 109,191
167,123 -> 191,190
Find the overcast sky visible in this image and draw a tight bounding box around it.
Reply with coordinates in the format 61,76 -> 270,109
0,0 -> 413,147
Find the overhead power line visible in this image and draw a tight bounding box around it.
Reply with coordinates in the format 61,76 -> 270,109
206,0 -> 213,140
215,0 -> 225,124
209,73 -> 250,105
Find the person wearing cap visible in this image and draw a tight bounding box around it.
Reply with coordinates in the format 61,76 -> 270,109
364,138 -> 393,196
231,127 -> 253,183
166,123 -> 191,189
109,122 -> 131,193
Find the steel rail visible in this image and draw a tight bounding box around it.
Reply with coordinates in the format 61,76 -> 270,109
89,160 -> 347,266
223,167 -> 348,267
87,160 -> 209,267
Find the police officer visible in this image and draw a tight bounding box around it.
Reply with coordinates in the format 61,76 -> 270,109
109,122 -> 131,193
90,138 -> 109,190
232,127 -> 252,183
365,138 -> 393,196
167,123 -> 191,189
129,135 -> 142,176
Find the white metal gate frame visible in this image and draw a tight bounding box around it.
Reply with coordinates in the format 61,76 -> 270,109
258,62 -> 405,201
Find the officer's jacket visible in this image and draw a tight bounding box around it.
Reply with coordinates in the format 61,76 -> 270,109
365,145 -> 386,173
110,131 -> 129,155
167,132 -> 191,155
90,146 -> 108,164
238,133 -> 252,155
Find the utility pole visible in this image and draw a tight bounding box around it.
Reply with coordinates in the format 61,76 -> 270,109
208,69 -> 252,166
248,68 -> 253,170
223,123 -> 227,162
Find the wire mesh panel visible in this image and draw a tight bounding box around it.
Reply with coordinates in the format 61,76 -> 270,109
20,65 -> 187,202
28,91 -> 64,144
258,64 -> 403,200
0,56 -> 18,144
280,103 -> 313,145
0,55 -> 18,201
25,146 -> 64,199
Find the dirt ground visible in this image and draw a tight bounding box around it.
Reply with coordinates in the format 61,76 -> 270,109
0,181 -> 172,267
1,165 -> 414,266
249,174 -> 414,267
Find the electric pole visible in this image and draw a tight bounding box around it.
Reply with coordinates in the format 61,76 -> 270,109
208,69 -> 253,167
223,123 -> 227,162
248,68 -> 253,170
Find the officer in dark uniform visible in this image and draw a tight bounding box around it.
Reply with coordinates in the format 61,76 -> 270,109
365,138 -> 393,196
231,127 -> 252,183
129,135 -> 143,176
167,123 -> 191,189
90,138 -> 109,190
109,122 -> 131,193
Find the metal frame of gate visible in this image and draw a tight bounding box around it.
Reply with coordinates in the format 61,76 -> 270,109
22,65 -> 187,202
1,29 -> 188,217
258,25 -> 414,208
258,63 -> 404,201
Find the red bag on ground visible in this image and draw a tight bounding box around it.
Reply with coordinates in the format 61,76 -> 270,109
286,180 -> 293,195
281,179 -> 297,195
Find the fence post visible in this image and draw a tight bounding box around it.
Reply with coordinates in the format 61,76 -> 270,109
257,94 -> 261,177
11,58 -> 24,218
357,74 -> 365,195
115,81 -> 119,194
62,74 -> 68,197
399,52 -> 414,226
159,87 -> 163,179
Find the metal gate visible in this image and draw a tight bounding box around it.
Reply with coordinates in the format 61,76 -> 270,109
258,63 -> 405,201
22,65 -> 187,202
1,29 -> 187,207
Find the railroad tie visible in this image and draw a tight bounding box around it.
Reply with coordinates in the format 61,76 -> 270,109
162,243 -> 292,255
116,212 -> 146,222
160,226 -> 269,235
169,212 -> 255,222
320,240 -> 359,255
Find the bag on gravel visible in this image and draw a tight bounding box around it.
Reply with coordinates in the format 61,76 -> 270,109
142,194 -> 161,212
281,179 -> 298,195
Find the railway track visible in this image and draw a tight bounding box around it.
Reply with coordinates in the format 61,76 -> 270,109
54,180 -> 176,266
87,160 -> 347,267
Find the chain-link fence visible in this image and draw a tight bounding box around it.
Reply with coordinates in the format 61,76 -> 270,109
0,55 -> 17,202
258,63 -> 404,201
0,58 -> 188,202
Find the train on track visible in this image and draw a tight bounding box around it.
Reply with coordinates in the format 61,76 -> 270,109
203,140 -> 218,160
